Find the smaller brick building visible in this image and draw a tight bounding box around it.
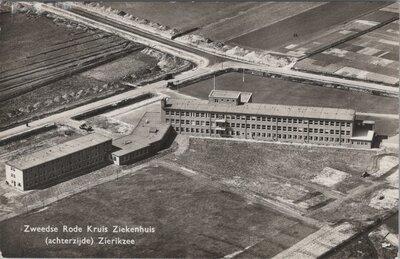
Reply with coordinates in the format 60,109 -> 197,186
5,133 -> 112,191
111,112 -> 172,165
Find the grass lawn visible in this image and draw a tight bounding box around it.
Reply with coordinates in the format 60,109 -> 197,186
178,72 -> 398,115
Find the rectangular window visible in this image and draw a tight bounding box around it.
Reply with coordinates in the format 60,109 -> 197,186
166,111 -> 170,115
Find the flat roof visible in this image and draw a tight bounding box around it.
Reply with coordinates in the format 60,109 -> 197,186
112,112 -> 170,157
164,99 -> 355,121
240,92 -> 253,103
351,129 -> 374,141
209,90 -> 241,99
6,133 -> 111,170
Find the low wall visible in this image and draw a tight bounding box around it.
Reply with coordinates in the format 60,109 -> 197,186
72,93 -> 153,120
0,123 -> 57,146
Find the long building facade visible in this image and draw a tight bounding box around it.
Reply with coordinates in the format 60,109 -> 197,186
161,90 -> 375,148
5,133 -> 112,191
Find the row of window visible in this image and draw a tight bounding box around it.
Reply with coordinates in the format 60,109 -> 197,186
174,126 -> 352,143
25,151 -> 107,173
353,141 -> 370,146
25,157 -> 104,183
168,119 -> 351,135
165,110 -> 352,127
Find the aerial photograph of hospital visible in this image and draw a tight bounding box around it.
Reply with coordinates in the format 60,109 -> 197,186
0,1 -> 398,258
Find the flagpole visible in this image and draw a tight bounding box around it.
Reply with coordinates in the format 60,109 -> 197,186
213,74 -> 216,90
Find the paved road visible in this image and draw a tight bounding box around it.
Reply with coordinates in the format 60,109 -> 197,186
69,7 -> 227,66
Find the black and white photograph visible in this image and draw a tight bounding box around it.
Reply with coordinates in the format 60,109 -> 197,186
0,1 -> 398,258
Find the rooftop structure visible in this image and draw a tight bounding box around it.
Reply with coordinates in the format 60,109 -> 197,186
209,90 -> 241,99
208,89 -> 253,106
164,98 -> 355,121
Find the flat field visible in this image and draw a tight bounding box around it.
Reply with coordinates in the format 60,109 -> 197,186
103,2 -> 260,32
169,138 -> 397,227
0,165 -> 317,258
197,2 -> 325,42
295,18 -> 399,85
0,12 -> 141,100
173,138 -> 378,196
177,72 -> 399,115
0,12 -> 190,131
229,2 -> 390,51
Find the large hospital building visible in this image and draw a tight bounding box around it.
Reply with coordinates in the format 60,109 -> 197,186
161,90 -> 375,148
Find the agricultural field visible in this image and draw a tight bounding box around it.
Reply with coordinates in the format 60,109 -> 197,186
228,2 -> 389,51
177,72 -> 399,115
0,11 -> 191,131
290,4 -> 400,85
0,165 -> 317,258
103,2 -> 261,33
295,19 -> 399,85
0,11 -> 141,100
